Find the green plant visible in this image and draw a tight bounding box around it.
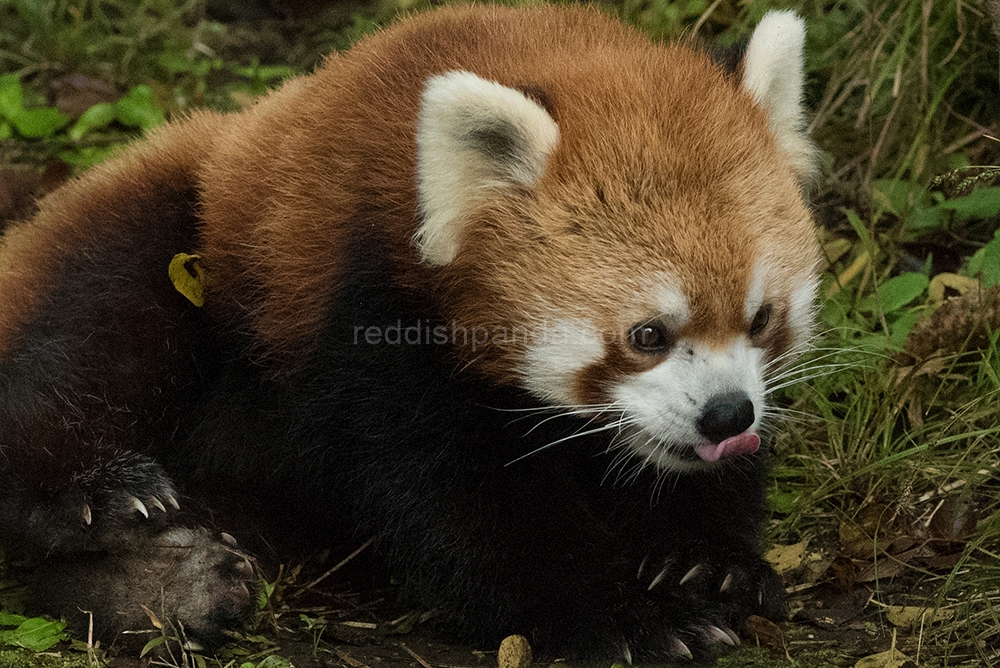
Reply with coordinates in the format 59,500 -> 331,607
0,72 -> 165,169
0,613 -> 67,652
0,0 -> 202,83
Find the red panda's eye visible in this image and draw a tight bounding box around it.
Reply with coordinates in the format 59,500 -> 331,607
749,304 -> 772,337
628,321 -> 674,354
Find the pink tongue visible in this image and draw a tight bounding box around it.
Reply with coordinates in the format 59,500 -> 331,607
693,432 -> 761,463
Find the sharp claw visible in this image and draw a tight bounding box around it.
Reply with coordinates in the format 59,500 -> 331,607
82,503 -> 92,525
637,555 -> 648,579
182,640 -> 204,651
679,563 -> 702,586
719,571 -> 733,592
671,638 -> 693,661
165,494 -> 180,510
129,496 -> 149,518
705,625 -> 735,646
622,643 -> 633,665
758,587 -> 764,606
149,497 -> 167,513
220,532 -> 238,547
648,563 -> 669,591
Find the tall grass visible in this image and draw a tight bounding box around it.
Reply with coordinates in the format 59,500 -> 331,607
0,0 -> 203,82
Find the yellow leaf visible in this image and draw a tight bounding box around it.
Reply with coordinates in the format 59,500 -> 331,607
823,238 -> 852,266
765,541 -> 808,574
826,250 -> 870,298
886,605 -> 952,628
168,253 -> 206,307
854,647 -> 912,668
928,272 -> 979,302
138,604 -> 162,630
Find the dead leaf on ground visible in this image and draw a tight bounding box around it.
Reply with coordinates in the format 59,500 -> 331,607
743,614 -> 785,652
928,497 -> 978,542
854,646 -> 915,668
884,605 -> 953,629
766,541 -> 809,574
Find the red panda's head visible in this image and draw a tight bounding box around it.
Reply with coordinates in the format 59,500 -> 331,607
413,11 -> 820,472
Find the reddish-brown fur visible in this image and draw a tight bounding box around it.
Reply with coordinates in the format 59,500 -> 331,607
1,6 -> 814,383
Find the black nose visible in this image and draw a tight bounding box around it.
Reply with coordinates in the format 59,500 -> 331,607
697,391 -> 755,443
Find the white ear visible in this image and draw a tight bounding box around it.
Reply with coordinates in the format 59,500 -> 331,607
415,70 -> 559,266
742,11 -> 817,180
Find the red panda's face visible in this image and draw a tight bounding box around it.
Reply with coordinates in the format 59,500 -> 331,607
415,12 -> 820,472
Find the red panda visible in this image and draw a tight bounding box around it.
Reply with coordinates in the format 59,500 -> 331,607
0,4 -> 820,662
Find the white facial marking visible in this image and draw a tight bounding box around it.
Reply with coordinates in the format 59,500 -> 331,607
788,275 -> 819,350
613,338 -> 766,473
744,261 -> 770,323
521,317 -> 603,406
651,278 -> 690,327
741,10 -> 817,180
415,70 -> 560,266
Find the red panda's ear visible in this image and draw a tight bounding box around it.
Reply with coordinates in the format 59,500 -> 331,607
741,11 -> 818,183
414,70 -> 559,266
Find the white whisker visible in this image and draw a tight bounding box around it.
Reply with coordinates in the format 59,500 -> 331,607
505,412 -> 631,467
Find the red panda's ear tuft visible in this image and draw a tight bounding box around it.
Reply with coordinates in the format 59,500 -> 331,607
741,11 -> 818,183
414,70 -> 559,266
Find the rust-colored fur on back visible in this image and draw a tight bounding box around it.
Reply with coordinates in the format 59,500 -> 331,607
192,5 -> 813,374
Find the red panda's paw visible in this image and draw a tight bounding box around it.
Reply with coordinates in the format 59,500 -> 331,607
622,622 -> 740,664
640,554 -> 786,621
613,595 -> 755,662
27,451 -> 180,552
625,555 -> 785,660
32,526 -> 257,654
138,526 -> 258,650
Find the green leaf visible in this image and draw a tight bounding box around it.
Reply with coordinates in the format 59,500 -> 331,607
0,121 -> 11,139
844,208 -> 872,247
115,85 -> 163,130
68,102 -> 116,141
889,310 -> 923,345
0,73 -> 24,120
231,59 -> 294,83
937,186 -> 1000,221
871,179 -> 931,215
58,145 -> 119,168
0,613 -> 27,628
140,634 -> 168,657
10,106 -> 69,138
770,490 -> 798,514
968,231 -> 1000,288
0,617 -> 67,652
0,74 -> 69,138
859,272 -> 929,314
902,204 -> 948,236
